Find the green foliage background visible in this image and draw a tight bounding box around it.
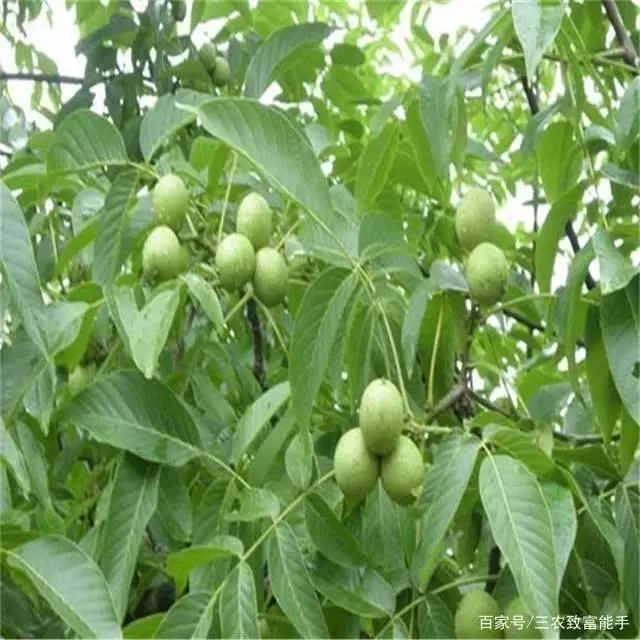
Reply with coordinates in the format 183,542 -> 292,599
0,0 -> 638,638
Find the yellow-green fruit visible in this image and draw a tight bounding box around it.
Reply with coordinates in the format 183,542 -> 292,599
333,428 -> 379,500
455,187 -> 496,252
253,248 -> 287,307
359,378 -> 404,455
380,435 -> 424,505
215,233 -> 256,291
142,225 -> 189,281
455,591 -> 502,639
236,192 -> 272,249
151,174 -> 189,230
504,598 -> 540,639
199,42 -> 218,72
466,242 -> 509,306
171,0 -> 186,21
68,364 -> 94,397
212,56 -> 231,86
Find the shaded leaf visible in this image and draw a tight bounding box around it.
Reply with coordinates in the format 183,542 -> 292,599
285,431 -> 313,490
592,228 -> 637,295
181,273 -> 224,331
485,425 -> 555,477
418,594 -> 455,639
219,562 -> 259,639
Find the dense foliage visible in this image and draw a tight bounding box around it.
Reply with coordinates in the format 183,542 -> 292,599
0,0 -> 638,639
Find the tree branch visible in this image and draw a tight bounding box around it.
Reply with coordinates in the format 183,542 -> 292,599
521,76 -> 596,291
246,298 -> 267,391
0,71 -> 85,84
601,0 -> 639,68
424,383 -> 466,423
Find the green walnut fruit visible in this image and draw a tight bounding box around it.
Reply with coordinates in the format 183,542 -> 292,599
171,0 -> 186,21
68,364 -> 95,397
236,192 -> 272,249
455,187 -> 496,252
199,42 -> 218,73
466,242 -> 509,306
359,378 -> 404,455
142,225 -> 189,281
215,233 -> 256,291
212,56 -> 231,86
454,591 -> 502,639
151,174 -> 189,230
333,428 -> 379,501
504,597 -> 540,639
380,435 -> 424,505
253,248 -> 288,307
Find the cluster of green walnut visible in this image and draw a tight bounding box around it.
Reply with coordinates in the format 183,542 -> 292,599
455,187 -> 509,307
198,42 -> 231,87
455,591 -> 540,639
333,379 -> 424,505
216,192 -> 288,306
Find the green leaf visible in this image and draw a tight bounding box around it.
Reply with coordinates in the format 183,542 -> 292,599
615,76 -> 640,153
0,180 -> 47,353
105,285 -> 138,354
354,122 -> 399,215
232,381 -> 291,463
92,170 -> 140,287
309,561 -> 394,618
620,406 -> 639,474
139,89 -> 209,162
166,537 -> 244,594
479,455 -> 558,622
226,487 -> 280,522
289,268 -> 358,431
601,162 -> 640,189
412,433 -> 480,589
153,591 -> 211,639
180,273 -> 224,331
512,0 -> 568,83
485,426 -> 555,477
535,183 -> 585,293
130,287 -> 181,379
195,98 -> 356,264
402,280 -> 430,378
60,371 -> 203,466
418,594 -> 455,639
267,522 -> 329,639
585,307 -> 621,442
592,228 -> 638,295
540,482 -> 576,596
156,467 -> 193,542
0,417 -> 30,495
419,76 -> 453,181
304,493 -> 370,568
48,109 -> 127,172
285,431 -> 313,490
244,22 -> 332,99
15,422 -> 52,510
615,485 -> 639,627
219,562 -> 259,639
98,454 -> 160,620
535,120 -> 583,203
600,275 -> 640,425
123,613 -> 163,639
7,535 -> 121,639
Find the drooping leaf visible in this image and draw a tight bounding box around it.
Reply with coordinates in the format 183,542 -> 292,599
267,522 -> 329,639
480,455 -> 558,622
285,431 -> 314,490
615,76 -> 640,153
592,228 -> 638,295
304,493 -> 370,568
156,467 -> 193,542
354,122 -> 399,215
7,535 -> 122,639
60,371 -> 203,466
600,275 -> 640,425
98,454 -> 160,620
218,562 -> 259,639
48,109 -> 128,172
289,268 -> 358,430
418,594 -> 455,639
512,0 -> 568,83
0,416 -> 31,495
615,486 -> 639,627
181,273 -> 224,331
92,169 -> 140,287
0,180 -> 47,353
140,89 -> 210,161
412,433 -> 480,589
232,382 -> 291,463
130,287 -> 181,379
244,22 -> 332,99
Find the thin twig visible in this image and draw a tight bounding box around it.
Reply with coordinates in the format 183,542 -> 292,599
424,384 -> 467,423
0,71 -> 85,84
601,0 -> 638,68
